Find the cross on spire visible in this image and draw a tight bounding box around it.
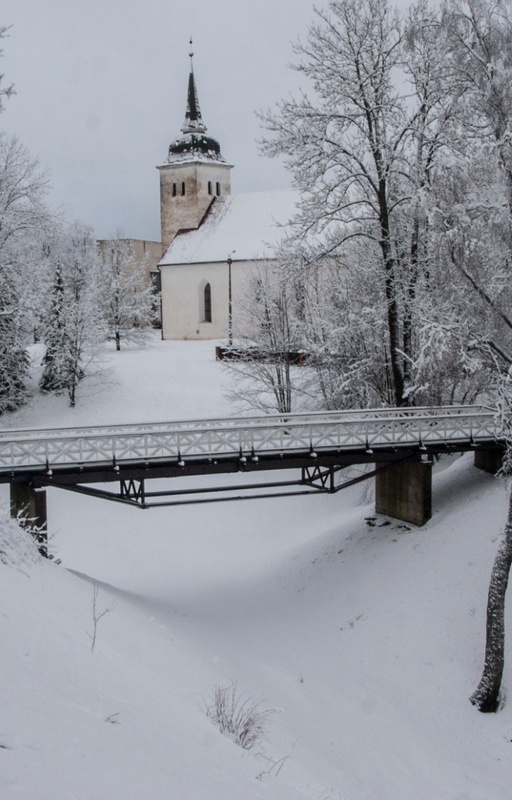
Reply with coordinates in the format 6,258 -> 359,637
182,38 -> 207,135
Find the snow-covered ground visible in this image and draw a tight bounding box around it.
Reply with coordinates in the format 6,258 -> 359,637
1,334 -> 511,800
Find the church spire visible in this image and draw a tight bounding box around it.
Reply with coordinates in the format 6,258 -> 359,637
158,38 -> 233,251
165,39 -> 227,165
182,38 -> 207,135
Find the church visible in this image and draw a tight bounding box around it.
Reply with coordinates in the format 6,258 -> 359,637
155,49 -> 298,340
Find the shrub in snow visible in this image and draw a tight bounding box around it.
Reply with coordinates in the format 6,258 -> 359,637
202,682 -> 274,751
0,511 -> 41,570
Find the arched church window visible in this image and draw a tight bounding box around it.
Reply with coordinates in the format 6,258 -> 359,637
172,183 -> 177,197
181,182 -> 186,196
216,182 -> 221,196
208,181 -> 212,195
203,283 -> 212,323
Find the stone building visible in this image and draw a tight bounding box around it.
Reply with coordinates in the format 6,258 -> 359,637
96,238 -> 162,285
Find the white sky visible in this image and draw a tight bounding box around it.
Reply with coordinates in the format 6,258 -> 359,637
1,0 -> 411,241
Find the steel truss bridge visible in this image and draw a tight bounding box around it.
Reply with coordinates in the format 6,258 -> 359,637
0,405 -> 503,516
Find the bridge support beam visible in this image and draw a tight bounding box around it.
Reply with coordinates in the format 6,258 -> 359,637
10,483 -> 48,558
375,459 -> 432,527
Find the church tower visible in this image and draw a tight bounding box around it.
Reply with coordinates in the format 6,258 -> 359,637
158,42 -> 233,253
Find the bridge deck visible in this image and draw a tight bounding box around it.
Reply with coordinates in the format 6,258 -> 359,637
0,405 -> 501,486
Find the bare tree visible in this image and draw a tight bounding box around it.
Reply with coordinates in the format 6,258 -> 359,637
440,0 -> 512,363
261,0 -> 408,404
443,0 -> 512,214
87,583 -> 113,653
0,26 -> 15,112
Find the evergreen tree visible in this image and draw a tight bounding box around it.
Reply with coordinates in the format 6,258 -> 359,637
40,260 -> 71,394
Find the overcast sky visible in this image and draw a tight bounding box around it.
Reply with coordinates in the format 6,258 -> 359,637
1,0 -> 410,242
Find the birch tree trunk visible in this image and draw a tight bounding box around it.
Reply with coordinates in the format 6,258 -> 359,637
470,489 -> 512,712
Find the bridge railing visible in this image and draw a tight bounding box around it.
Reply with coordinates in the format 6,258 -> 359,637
0,402 -> 493,442
0,405 -> 500,473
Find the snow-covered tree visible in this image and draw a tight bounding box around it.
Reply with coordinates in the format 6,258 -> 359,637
40,259 -> 70,394
0,276 -> 29,413
260,0 -> 471,407
255,0 -> 512,414
469,375 -> 512,713
98,233 -> 156,350
40,222 -> 106,407
443,0 -> 512,213
223,261 -> 305,415
438,0 -> 512,369
0,133 -> 50,413
437,0 -> 512,713
301,245 -> 400,409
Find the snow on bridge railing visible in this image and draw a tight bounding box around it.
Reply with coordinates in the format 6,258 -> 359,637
0,404 -> 495,441
0,405 -> 501,473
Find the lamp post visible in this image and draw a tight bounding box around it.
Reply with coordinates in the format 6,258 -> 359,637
227,251 -> 235,346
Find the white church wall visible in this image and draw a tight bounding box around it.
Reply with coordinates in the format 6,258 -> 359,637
160,259 -> 260,340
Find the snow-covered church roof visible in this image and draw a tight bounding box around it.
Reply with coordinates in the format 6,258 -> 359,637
160,189 -> 299,266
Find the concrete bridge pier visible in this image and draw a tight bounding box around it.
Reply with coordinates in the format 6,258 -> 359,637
10,482 -> 48,558
474,446 -> 505,475
375,458 -> 432,527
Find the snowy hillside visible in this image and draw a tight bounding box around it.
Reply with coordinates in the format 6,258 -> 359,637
1,335 -> 511,800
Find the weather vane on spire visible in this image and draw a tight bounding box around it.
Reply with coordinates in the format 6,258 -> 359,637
189,37 -> 194,63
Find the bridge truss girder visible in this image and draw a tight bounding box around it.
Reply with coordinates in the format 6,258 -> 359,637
33,460 -> 359,509
8,445 -> 463,510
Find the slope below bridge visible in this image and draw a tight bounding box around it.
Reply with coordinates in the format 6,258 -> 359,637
0,404 -> 504,555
